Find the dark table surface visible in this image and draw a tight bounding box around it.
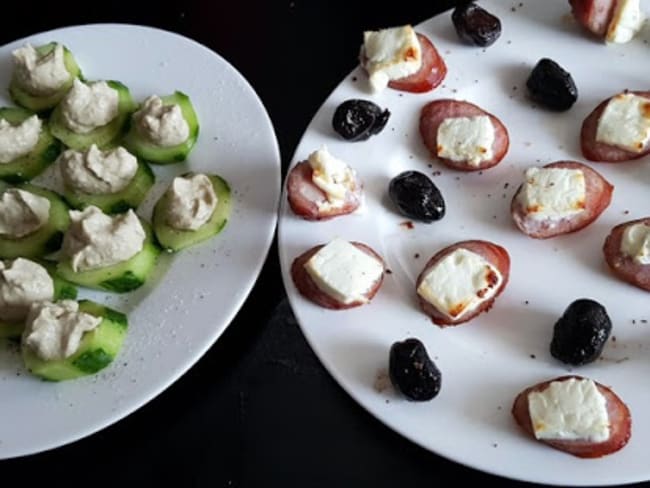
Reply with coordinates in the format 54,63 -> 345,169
1,1 -> 647,487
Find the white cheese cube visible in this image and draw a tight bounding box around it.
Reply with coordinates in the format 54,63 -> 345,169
528,378 -> 610,442
304,238 -> 383,304
606,0 -> 644,43
308,146 -> 356,210
436,116 -> 495,166
416,248 -> 502,320
621,222 -> 650,264
361,25 -> 422,93
596,93 -> 650,152
518,167 -> 586,220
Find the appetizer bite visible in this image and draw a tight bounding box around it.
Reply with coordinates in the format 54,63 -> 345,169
58,144 -> 154,214
286,146 -> 362,221
603,217 -> 650,291
56,206 -> 160,293
9,42 -> 82,112
451,2 -> 502,47
291,238 -> 385,309
123,92 -> 199,164
22,299 -> 127,381
0,258 -> 77,339
526,58 -> 578,111
550,299 -> 612,365
389,338 -> 441,401
332,99 -> 390,141
419,99 -> 509,171
359,24 -> 447,94
0,107 -> 60,183
153,173 -> 231,252
512,375 -> 631,458
416,240 -> 510,326
50,79 -> 136,150
511,161 -> 613,239
581,91 -> 650,162
388,171 -> 445,222
569,0 -> 644,43
0,184 -> 70,259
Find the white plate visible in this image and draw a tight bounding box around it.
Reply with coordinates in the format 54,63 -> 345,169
278,1 -> 650,485
0,24 -> 280,458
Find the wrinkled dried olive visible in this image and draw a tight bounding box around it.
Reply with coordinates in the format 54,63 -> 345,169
389,338 -> 441,401
550,299 -> 612,366
332,99 -> 390,141
388,171 -> 445,223
452,2 -> 502,47
526,58 -> 578,111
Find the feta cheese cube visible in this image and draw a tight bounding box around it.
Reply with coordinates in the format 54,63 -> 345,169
606,0 -> 644,43
416,248 -> 502,320
621,222 -> 650,264
436,115 -> 495,166
308,146 -> 357,210
528,378 -> 610,442
361,25 -> 422,93
304,238 -> 383,304
596,93 -> 650,152
519,167 -> 586,220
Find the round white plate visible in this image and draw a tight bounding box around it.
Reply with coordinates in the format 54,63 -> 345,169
278,1 -> 650,485
0,24 -> 280,458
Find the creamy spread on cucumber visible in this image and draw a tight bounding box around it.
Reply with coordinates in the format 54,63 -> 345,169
165,173 -> 217,230
0,115 -> 42,163
63,206 -> 145,272
61,79 -> 119,134
134,95 -> 189,146
0,258 -> 54,322
23,300 -> 101,361
12,43 -> 70,96
59,144 -> 138,194
0,188 -> 50,238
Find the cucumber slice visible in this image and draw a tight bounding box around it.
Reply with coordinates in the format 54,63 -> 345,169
0,184 -> 70,259
0,107 -> 61,183
123,91 -> 199,164
49,80 -> 136,150
56,219 -> 160,293
63,158 -> 155,214
153,174 -> 231,252
9,43 -> 82,113
22,300 -> 128,381
0,260 -> 77,339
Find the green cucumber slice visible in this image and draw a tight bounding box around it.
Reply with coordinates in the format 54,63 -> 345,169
123,91 -> 199,164
22,299 -> 127,381
0,107 -> 61,183
49,80 -> 136,150
9,43 -> 82,113
63,158 -> 155,214
0,184 -> 70,259
0,260 -> 77,339
56,219 -> 160,293
153,174 -> 231,252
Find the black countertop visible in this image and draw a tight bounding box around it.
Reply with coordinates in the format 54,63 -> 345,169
1,2 -> 647,487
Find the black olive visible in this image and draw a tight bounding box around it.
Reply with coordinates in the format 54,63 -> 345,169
452,2 -> 502,47
332,99 -> 390,141
388,171 -> 445,223
389,338 -> 441,401
526,58 -> 578,111
550,299 -> 612,366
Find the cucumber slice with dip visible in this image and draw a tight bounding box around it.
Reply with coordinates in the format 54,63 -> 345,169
22,299 -> 127,381
153,174 -> 231,252
9,42 -> 82,113
123,91 -> 199,164
49,80 -> 136,150
0,107 -> 61,183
